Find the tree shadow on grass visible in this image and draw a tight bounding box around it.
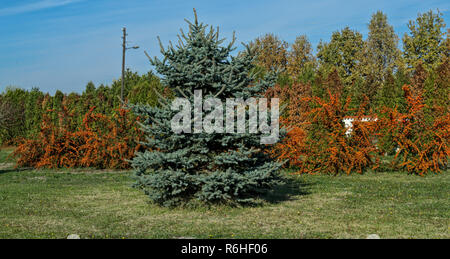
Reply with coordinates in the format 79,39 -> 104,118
259,177 -> 313,204
0,165 -> 33,175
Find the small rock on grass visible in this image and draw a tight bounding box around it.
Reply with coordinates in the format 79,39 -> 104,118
67,234 -> 81,239
366,234 -> 381,239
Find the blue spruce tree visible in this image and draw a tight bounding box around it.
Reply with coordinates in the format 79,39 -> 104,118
130,10 -> 284,207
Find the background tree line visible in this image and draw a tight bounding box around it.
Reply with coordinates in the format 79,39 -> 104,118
1,9 -> 448,174
0,69 -> 163,145
254,10 -> 448,176
250,10 -> 448,112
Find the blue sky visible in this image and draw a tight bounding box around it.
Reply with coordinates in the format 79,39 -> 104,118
0,0 -> 448,94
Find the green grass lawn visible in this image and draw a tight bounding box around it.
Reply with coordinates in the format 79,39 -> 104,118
0,147 -> 14,164
0,148 -> 448,239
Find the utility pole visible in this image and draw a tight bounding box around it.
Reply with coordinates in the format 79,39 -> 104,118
121,27 -> 139,104
121,27 -> 127,103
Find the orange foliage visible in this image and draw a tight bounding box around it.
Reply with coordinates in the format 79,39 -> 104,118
266,82 -> 311,169
268,77 -> 448,175
268,80 -> 379,175
269,123 -> 308,170
300,92 -> 378,175
377,85 -> 449,175
266,82 -> 311,125
13,106 -> 141,169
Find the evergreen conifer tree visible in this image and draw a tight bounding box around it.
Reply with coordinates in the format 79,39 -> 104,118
129,10 -> 284,207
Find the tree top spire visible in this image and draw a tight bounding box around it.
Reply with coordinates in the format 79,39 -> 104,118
193,8 -> 198,25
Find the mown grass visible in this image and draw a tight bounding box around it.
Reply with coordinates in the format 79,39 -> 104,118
0,147 -> 14,164
0,148 -> 448,239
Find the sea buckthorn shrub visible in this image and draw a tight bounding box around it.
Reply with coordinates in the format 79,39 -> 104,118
13,105 -> 141,169
377,85 -> 449,175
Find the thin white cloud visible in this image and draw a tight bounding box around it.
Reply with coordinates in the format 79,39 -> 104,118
0,0 -> 82,17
